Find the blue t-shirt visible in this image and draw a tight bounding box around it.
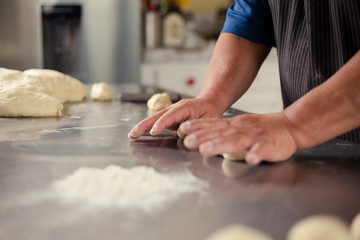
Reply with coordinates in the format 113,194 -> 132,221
221,0 -> 275,46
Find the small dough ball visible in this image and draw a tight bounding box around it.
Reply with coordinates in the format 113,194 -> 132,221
351,213 -> 360,240
223,152 -> 246,161
91,82 -> 112,101
221,159 -> 248,178
177,139 -> 187,151
206,224 -> 274,240
177,128 -> 186,139
287,215 -> 350,240
147,92 -> 172,111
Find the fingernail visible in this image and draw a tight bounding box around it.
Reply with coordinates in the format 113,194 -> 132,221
201,142 -> 214,155
184,135 -> 196,146
247,153 -> 261,165
128,128 -> 137,137
150,125 -> 157,135
182,121 -> 191,131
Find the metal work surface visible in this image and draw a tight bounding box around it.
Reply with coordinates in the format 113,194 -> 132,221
1,90 -> 360,240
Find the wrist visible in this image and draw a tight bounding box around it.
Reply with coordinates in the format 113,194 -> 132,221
280,111 -> 304,151
196,93 -> 229,116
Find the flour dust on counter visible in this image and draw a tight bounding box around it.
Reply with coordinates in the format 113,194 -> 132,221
52,165 -> 208,212
0,67 -> 87,117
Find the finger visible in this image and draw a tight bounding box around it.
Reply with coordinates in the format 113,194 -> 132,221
184,125 -> 240,149
128,109 -> 168,139
149,105 -> 191,136
198,134 -> 254,157
246,140 -> 292,165
180,113 -> 255,134
180,118 -> 229,135
245,140 -> 273,165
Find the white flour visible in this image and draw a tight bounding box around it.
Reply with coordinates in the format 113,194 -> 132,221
53,165 -> 208,211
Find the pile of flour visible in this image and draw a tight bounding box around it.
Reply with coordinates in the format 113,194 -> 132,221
53,165 -> 208,211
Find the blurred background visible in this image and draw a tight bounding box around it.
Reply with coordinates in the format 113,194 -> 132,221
0,0 -> 282,113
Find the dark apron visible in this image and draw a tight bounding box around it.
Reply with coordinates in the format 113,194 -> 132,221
267,0 -> 360,143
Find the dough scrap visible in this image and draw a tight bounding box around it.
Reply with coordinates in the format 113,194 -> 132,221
0,68 -> 87,117
223,152 -> 247,161
177,127 -> 186,139
351,213 -> 360,240
287,215 -> 350,240
147,92 -> 172,111
206,224 -> 274,240
91,82 -> 112,101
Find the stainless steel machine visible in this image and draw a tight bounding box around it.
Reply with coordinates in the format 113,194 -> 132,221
0,0 -> 141,84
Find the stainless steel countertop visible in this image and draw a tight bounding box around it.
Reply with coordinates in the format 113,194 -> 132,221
1,86 -> 360,240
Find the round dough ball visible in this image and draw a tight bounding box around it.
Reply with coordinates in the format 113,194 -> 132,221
91,82 -> 112,101
287,215 -> 350,240
223,152 -> 246,161
206,224 -> 274,240
177,127 -> 186,139
177,139 -> 187,151
147,92 -> 172,111
350,213 -> 360,240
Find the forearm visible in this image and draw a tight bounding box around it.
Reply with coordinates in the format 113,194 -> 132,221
196,33 -> 271,113
284,51 -> 360,149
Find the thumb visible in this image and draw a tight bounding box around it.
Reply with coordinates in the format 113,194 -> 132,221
246,141 -> 272,165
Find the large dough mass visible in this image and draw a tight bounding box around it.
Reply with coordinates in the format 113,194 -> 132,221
0,68 -> 87,117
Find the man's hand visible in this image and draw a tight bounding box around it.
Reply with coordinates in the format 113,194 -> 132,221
179,112 -> 299,165
128,98 -> 223,139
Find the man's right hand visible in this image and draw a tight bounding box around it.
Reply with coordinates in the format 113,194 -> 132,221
128,97 -> 222,139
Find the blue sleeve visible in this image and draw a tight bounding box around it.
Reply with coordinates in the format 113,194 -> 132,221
221,0 -> 275,46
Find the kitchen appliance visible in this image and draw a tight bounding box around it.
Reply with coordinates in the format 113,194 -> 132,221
0,0 -> 141,84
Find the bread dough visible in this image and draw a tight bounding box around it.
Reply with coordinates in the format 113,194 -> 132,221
287,215 -> 350,240
350,213 -> 360,240
0,68 -> 87,117
223,152 -> 247,161
206,224 -> 274,240
23,69 -> 87,103
177,127 -> 186,139
91,82 -> 112,101
177,139 -> 187,151
221,159 -> 248,178
147,92 -> 172,111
